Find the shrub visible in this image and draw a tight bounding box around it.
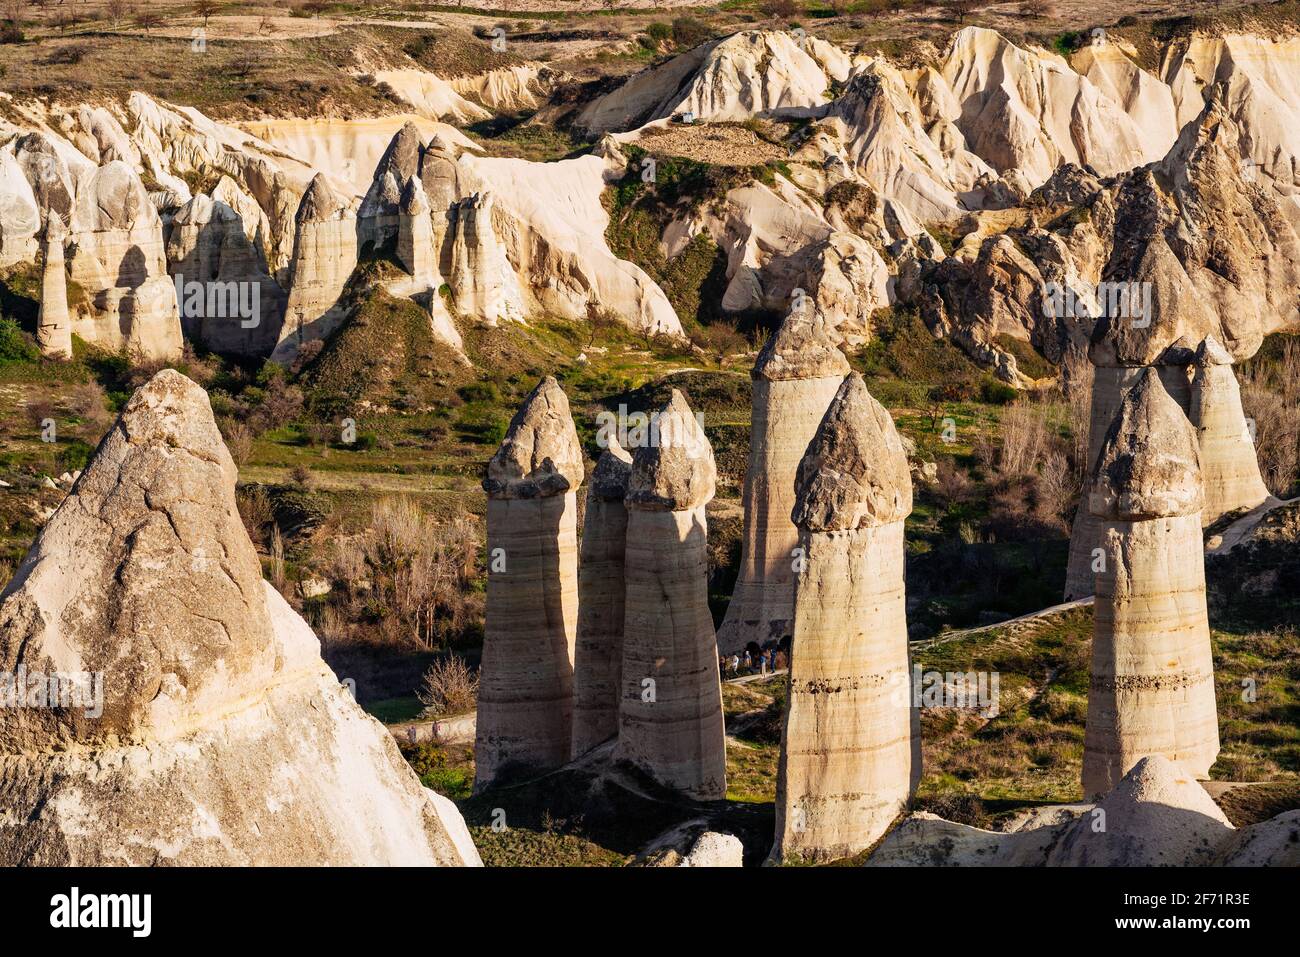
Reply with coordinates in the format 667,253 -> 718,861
979,379 -> 1018,405
0,316 -> 37,363
671,16 -> 713,48
416,655 -> 479,717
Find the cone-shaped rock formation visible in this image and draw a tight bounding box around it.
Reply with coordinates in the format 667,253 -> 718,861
717,314 -> 849,656
617,391 -> 725,800
772,372 -> 919,863
273,173 -> 358,364
0,370 -> 480,865
37,215 -> 71,359
1082,368 -> 1219,798
475,376 -> 583,789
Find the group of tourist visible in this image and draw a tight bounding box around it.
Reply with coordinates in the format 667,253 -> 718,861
721,641 -> 788,678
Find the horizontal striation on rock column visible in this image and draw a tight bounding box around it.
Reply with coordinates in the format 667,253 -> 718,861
772,372 -> 919,864
1082,367 -> 1219,799
474,376 -> 583,790
616,390 -> 726,800
718,313 -> 849,656
571,435 -> 633,759
1189,335 -> 1271,526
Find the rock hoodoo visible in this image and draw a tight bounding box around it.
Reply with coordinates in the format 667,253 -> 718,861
448,191 -> 526,327
571,435 -> 633,759
717,313 -> 849,656
772,372 -> 919,863
1188,336 -> 1272,526
37,215 -> 71,359
0,370 -> 480,866
475,376 -> 583,790
65,160 -> 183,360
273,173 -> 358,364
617,390 -> 726,800
1082,368 -> 1219,798
1063,302 -> 1196,601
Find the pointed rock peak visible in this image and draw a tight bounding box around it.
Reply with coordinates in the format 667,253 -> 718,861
400,176 -> 430,216
753,313 -> 849,381
484,376 -> 584,499
793,372 -> 912,532
1049,754 -> 1233,865
626,390 -> 716,512
297,173 -> 350,224
590,432 -> 633,501
1102,755 -> 1230,825
43,212 -> 65,244
0,370 -> 271,750
1195,335 -> 1233,368
375,121 -> 426,183
1090,367 -> 1202,521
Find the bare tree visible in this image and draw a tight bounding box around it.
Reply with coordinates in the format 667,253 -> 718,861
946,0 -> 982,23
135,9 -> 161,32
194,0 -> 219,27
105,0 -> 130,29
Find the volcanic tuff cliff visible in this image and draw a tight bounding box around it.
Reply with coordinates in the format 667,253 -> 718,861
4,23 -> 1299,379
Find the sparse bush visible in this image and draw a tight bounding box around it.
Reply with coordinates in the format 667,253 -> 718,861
236,485 -> 274,547
760,0 -> 800,19
998,401 -> 1052,479
416,655 -> 479,717
671,16 -> 713,49
0,316 -> 37,363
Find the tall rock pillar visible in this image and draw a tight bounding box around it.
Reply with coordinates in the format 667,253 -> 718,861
772,373 -> 919,863
1064,317 -> 1194,600
37,214 -> 71,359
474,376 -> 583,790
1189,335 -> 1271,525
1082,368 -> 1219,798
617,390 -> 726,800
717,314 -> 849,656
571,435 -> 633,758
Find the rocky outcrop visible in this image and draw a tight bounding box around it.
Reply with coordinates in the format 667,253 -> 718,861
772,372 -> 918,863
64,160 -> 182,360
617,391 -> 725,800
942,28 -> 1163,187
0,145 -> 41,268
1083,369 -> 1219,798
0,370 -> 480,866
166,192 -> 286,356
717,314 -> 848,656
37,215 -> 71,359
397,176 -> 439,289
272,174 -> 358,365
475,377 -> 583,790
572,436 -> 633,759
868,755 -> 1238,867
448,191 -> 526,327
1189,336 -> 1271,526
577,31 -> 844,134
359,121 -> 425,253
1049,756 -> 1232,866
